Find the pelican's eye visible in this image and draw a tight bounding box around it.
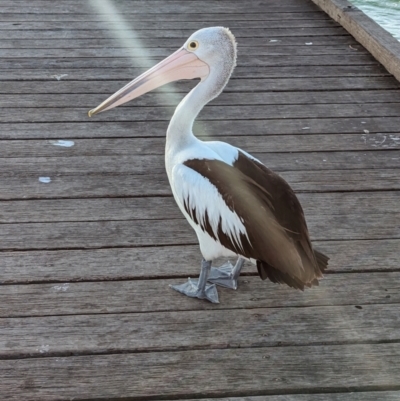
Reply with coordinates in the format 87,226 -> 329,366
188,40 -> 199,51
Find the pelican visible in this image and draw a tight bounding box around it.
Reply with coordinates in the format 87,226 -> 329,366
88,27 -> 329,303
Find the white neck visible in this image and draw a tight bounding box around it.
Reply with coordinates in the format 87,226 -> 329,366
166,61 -> 233,151
166,82 -> 207,146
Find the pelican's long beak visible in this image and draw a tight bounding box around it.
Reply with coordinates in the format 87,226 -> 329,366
88,48 -> 209,117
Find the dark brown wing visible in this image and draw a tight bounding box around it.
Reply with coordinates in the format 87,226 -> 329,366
234,152 -> 309,243
184,153 -> 329,289
233,151 -> 329,287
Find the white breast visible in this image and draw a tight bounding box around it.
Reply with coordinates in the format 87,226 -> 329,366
165,139 -> 250,261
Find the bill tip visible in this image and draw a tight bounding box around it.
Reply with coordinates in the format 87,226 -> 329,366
88,109 -> 94,118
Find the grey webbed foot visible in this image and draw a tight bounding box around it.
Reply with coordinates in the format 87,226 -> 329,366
170,279 -> 219,303
208,258 -> 245,290
208,263 -> 238,289
170,259 -> 219,303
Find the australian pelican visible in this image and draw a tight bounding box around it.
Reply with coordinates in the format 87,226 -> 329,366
88,27 -> 329,303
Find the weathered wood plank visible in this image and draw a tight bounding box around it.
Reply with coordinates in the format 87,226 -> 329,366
0,211 -> 399,251
0,54 -> 378,69
1,133 -> 398,160
0,118 -> 398,140
0,343 -> 399,400
1,272 -> 399,317
5,91 -> 400,109
0,27 -> 354,42
0,239 -> 398,284
2,79 -> 398,97
0,65 -> 388,82
0,46 -> 368,60
0,45 -> 367,58
0,192 -> 398,223
0,151 -> 399,178
0,27 -> 349,40
2,103 -> 399,123
282,169 -> 400,192
0,19 -> 341,31
181,393 -> 400,401
96,101 -> 397,120
0,12 -> 332,23
0,304 -> 398,359
0,169 -> 398,200
0,36 -> 359,49
0,220 -> 194,250
0,1 -> 328,14
311,0 -> 400,82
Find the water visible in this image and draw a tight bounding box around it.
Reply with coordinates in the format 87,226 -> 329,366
350,0 -> 400,40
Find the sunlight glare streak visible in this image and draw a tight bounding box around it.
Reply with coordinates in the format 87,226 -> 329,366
88,0 -> 211,139
88,0 -> 187,106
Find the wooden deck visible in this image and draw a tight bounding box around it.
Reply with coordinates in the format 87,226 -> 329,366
1,0 -> 400,399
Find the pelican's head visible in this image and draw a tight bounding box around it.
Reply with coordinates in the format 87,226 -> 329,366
182,27 -> 237,77
88,27 -> 237,117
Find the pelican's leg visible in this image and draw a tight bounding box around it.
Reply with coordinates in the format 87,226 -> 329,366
207,258 -> 245,290
170,259 -> 219,303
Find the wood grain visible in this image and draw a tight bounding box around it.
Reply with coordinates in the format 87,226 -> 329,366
0,35 -> 360,49
0,44 -> 367,58
3,165 -> 399,253
1,134 -> 399,159
0,212 -> 399,251
1,272 -> 399,317
0,169 -> 398,200
0,343 -> 399,400
2,102 -> 399,123
311,0 -> 400,82
6,91 -> 400,109
0,304 -> 398,359
0,0 -> 329,14
0,19 -> 342,31
0,12 -> 332,23
0,239 -> 398,284
1,54 -> 378,69
0,192 -> 398,223
181,393 -> 400,401
2,78 -> 398,97
0,151 -> 398,179
0,27 -> 349,40
0,65 -> 389,82
0,118 -> 398,140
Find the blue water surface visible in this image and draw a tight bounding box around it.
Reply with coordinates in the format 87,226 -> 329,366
351,0 -> 400,40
